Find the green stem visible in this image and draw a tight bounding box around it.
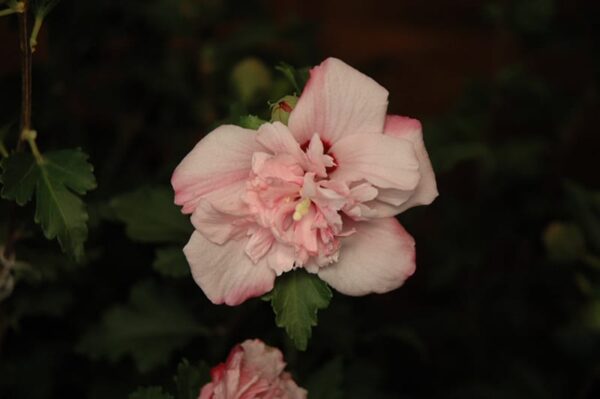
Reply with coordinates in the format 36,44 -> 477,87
17,0 -> 32,151
0,8 -> 18,17
22,130 -> 43,162
3,0 -> 31,261
30,15 -> 42,52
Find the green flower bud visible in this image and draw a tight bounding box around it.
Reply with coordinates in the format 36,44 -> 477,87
270,95 -> 298,125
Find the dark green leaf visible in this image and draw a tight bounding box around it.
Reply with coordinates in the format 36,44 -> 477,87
153,246 -> 190,278
0,149 -> 96,261
129,387 -> 174,399
275,62 -> 309,94
77,280 -> 209,372
111,186 -> 192,243
305,358 -> 344,399
0,152 -> 38,205
271,269 -> 332,351
174,359 -> 211,399
238,114 -> 267,130
32,0 -> 60,16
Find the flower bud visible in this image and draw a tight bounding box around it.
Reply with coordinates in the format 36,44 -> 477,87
270,95 -> 298,125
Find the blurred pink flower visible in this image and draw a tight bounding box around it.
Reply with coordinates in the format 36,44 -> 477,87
198,339 -> 306,399
172,57 -> 438,305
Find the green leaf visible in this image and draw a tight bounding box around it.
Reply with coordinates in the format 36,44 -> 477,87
129,387 -> 174,399
77,280 -> 209,373
153,246 -> 190,278
32,0 -> 60,15
174,359 -> 211,399
305,358 -> 344,399
271,269 -> 332,351
111,186 -> 192,243
0,149 -> 96,261
275,62 -> 309,94
0,152 -> 38,205
238,114 -> 267,130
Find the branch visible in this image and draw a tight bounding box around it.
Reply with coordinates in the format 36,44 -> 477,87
3,0 -> 31,260
18,0 -> 32,149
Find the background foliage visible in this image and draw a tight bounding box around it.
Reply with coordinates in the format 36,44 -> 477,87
0,0 -> 599,397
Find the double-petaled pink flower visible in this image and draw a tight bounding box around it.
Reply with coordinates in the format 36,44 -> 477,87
172,58 -> 437,305
199,339 -> 306,399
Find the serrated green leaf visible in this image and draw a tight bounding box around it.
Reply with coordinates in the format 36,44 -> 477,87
153,246 -> 189,278
0,149 -> 96,261
111,186 -> 192,243
271,269 -> 332,351
275,62 -> 309,94
0,152 -> 38,205
305,358 -> 344,399
130,387 -> 174,399
77,280 -> 209,373
239,114 -> 267,130
43,150 -> 96,194
174,359 -> 210,399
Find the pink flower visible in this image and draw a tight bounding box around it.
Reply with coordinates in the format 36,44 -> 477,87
172,58 -> 438,305
198,339 -> 307,399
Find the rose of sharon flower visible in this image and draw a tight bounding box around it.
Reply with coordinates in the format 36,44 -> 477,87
172,57 -> 438,305
199,339 -> 307,399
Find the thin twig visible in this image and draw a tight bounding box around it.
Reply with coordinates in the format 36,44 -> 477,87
18,0 -> 32,147
3,0 -> 31,260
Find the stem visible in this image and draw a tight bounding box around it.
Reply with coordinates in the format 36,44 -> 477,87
24,130 -> 43,162
17,0 -> 32,151
3,0 -> 31,260
0,8 -> 18,17
30,15 -> 42,53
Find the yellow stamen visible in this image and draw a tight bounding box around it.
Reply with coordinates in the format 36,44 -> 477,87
292,197 -> 311,221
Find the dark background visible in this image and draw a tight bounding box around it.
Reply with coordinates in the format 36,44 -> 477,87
0,0 -> 599,398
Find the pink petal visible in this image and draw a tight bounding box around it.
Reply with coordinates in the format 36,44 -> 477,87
191,199 -> 250,245
184,231 -> 276,305
330,133 -> 420,190
278,372 -> 308,399
240,339 -> 286,381
383,115 -> 438,212
198,383 -> 215,399
171,125 -> 263,214
266,243 -> 296,276
288,58 -> 389,145
318,217 -> 416,295
245,228 -> 275,264
305,134 -> 335,177
256,122 -> 306,164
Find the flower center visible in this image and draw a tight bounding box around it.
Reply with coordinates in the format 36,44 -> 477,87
292,197 -> 311,221
300,138 -> 338,174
